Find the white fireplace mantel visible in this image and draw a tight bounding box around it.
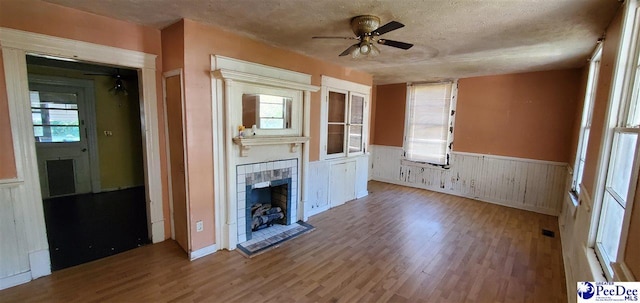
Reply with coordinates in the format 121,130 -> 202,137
211,55 -> 319,251
232,136 -> 309,157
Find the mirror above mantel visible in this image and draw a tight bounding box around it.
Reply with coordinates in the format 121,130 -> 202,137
242,93 -> 292,130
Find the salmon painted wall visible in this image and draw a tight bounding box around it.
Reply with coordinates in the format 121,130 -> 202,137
0,0 -> 171,238
372,70 -> 581,163
181,19 -> 372,250
372,83 -> 406,147
0,50 -> 17,179
455,69 -> 581,162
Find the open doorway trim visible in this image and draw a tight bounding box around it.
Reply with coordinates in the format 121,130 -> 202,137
0,27 -> 165,283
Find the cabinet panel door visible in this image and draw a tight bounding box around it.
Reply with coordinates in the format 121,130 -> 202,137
329,161 -> 356,208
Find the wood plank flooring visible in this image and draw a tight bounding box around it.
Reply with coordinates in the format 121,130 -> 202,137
1,181 -> 567,302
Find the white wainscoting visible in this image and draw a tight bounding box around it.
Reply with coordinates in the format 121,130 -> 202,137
305,161 -> 331,218
370,145 -> 567,216
0,181 -> 48,290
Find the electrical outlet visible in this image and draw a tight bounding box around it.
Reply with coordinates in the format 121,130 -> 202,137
196,221 -> 203,232
470,180 -> 476,188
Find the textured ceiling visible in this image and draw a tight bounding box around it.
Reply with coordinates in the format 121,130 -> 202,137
44,0 -> 620,84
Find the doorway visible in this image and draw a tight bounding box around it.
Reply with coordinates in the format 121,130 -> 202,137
27,56 -> 150,270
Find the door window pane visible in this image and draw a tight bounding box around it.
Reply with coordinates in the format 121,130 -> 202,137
30,91 -> 81,143
328,91 -> 346,123
348,125 -> 363,153
327,124 -> 344,154
350,95 -> 364,124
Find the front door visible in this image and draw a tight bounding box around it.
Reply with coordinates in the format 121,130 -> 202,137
29,82 -> 93,198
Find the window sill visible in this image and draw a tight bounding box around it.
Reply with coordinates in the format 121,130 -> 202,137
401,159 -> 450,169
566,190 -> 579,218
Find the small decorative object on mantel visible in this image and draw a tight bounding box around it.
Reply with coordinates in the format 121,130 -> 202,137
237,125 -> 256,138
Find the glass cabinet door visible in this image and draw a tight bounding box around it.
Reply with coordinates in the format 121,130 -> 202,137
348,93 -> 365,154
327,91 -> 347,155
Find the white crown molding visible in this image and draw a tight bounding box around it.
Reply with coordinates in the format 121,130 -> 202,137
0,28 -> 156,68
213,69 -> 319,92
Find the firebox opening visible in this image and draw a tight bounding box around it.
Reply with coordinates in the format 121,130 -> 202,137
245,178 -> 292,240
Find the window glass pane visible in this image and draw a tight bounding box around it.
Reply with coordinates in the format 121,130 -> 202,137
30,91 -> 80,143
327,124 -> 344,154
597,193 -> 625,263
36,126 -> 80,143
350,95 -> 364,124
606,132 -> 637,204
348,125 -> 362,153
328,91 -> 346,123
259,101 -> 284,118
33,126 -> 43,137
628,66 -> 640,127
259,118 -> 284,129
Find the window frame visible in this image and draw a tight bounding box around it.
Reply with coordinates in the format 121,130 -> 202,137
571,44 -> 603,198
402,81 -> 458,167
590,0 -> 640,281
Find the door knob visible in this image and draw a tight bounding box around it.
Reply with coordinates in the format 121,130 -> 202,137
81,148 -> 87,152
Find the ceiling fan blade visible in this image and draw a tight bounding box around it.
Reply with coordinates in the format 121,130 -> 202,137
378,39 -> 413,50
312,36 -> 358,40
339,44 -> 360,56
373,21 -> 405,35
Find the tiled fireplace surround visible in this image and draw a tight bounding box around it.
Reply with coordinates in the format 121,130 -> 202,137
236,159 -> 298,244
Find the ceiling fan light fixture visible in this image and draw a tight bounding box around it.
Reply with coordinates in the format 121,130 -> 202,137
109,78 -> 128,96
370,44 -> 380,56
351,47 -> 362,59
360,43 -> 371,55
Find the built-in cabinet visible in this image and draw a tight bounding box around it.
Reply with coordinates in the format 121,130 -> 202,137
305,76 -> 371,217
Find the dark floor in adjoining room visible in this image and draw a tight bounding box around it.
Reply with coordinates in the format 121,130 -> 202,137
42,187 -> 150,271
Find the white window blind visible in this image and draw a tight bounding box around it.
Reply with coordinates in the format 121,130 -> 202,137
404,81 -> 457,166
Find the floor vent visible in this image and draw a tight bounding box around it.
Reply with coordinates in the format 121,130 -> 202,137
542,229 -> 555,238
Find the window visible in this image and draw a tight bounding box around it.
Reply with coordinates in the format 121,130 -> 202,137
593,0 -> 640,280
320,76 -> 370,159
30,91 -> 81,143
403,81 -> 457,166
572,45 -> 603,196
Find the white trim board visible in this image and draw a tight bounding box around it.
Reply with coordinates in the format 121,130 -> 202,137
189,244 -> 218,261
0,27 -> 165,287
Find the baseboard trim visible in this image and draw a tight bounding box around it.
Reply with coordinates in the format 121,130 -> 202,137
190,244 -> 218,261
356,190 -> 369,199
29,249 -> 51,279
373,177 -> 559,216
0,271 -> 31,290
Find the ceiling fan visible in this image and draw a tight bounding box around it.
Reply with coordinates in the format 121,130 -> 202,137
313,15 -> 414,58
84,68 -> 129,96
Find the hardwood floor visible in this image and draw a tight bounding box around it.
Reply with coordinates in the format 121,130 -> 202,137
1,181 -> 567,302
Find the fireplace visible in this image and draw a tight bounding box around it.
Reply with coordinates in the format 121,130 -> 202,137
236,159 -> 298,243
